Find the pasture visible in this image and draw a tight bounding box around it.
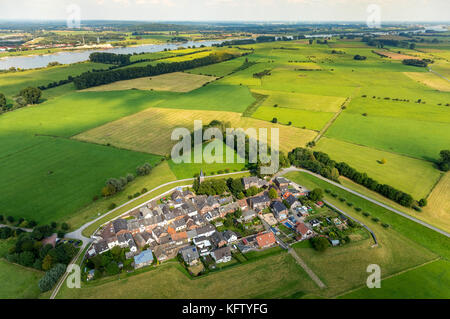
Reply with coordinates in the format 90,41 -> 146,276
81,72 -> 217,93
325,112 -> 450,161
57,251 -> 319,299
340,259 -> 450,299
187,55 -> 250,77
0,136 -> 162,224
315,137 -> 441,199
422,172 -> 450,233
0,62 -> 109,99
0,259 -> 43,299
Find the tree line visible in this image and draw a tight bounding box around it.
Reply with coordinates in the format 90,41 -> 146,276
288,147 -> 416,207
89,52 -> 131,65
73,52 -> 239,90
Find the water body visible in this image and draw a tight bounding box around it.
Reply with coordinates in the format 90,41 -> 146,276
0,39 -> 229,70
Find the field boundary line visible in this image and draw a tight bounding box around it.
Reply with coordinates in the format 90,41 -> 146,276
331,257 -> 442,299
313,87 -> 360,143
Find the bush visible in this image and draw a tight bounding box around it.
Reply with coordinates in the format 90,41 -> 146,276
362,212 -> 370,217
412,205 -> 422,212
381,223 -> 390,228
371,217 -> 379,222
418,198 -> 427,207
346,202 -> 354,207
141,188 -> 148,193
310,237 -> 330,252
108,203 -> 117,210
331,193 -> 338,198
339,197 -> 346,202
325,189 -> 331,194
354,207 -> 362,212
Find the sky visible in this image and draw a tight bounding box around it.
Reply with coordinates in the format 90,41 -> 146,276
0,0 -> 449,22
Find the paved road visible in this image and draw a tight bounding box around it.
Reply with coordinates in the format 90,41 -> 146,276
0,224 -> 32,232
428,66 -> 450,82
276,167 -> 450,238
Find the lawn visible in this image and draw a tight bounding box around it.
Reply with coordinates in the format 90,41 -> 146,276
56,252 -> 319,299
340,259 -> 450,299
284,171 -> 450,260
315,137 -> 442,199
0,136 -> 162,224
0,259 -> 43,299
81,72 -> 217,93
325,112 -> 450,161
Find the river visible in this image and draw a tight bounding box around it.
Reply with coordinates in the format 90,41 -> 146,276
0,39 -> 229,70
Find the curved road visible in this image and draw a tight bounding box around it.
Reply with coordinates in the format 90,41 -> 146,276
276,167 -> 450,238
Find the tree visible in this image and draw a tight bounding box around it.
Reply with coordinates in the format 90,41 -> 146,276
310,237 -> 330,252
105,261 -> 120,276
409,43 -> 416,50
19,87 -> 41,105
438,150 -> 450,172
418,198 -> 427,207
61,222 -> 69,231
268,188 -> 278,200
271,117 -> 278,123
309,188 -> 323,202
0,93 -> 6,110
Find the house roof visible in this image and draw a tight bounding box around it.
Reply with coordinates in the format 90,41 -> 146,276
112,219 -> 128,233
256,232 -> 276,248
134,249 -> 154,265
271,201 -> 287,214
285,194 -> 298,206
296,222 -> 310,236
212,246 -> 231,260
180,246 -> 199,263
223,230 -> 238,241
250,194 -> 270,205
171,231 -> 188,242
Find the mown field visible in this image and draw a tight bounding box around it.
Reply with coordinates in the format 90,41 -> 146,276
81,72 -> 217,93
340,259 -> 450,299
74,106 -> 317,156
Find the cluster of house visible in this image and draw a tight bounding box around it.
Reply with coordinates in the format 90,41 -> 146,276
86,175 -> 319,270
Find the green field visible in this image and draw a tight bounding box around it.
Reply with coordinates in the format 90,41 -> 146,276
340,259 -> 450,299
57,250 -> 319,299
156,84 -> 255,113
168,139 -> 247,179
315,137 -> 442,199
0,136 -> 162,224
325,113 -> 450,161
0,259 -> 43,299
0,62 -> 109,99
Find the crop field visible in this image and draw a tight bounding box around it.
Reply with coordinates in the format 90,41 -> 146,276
372,50 -> 419,60
404,71 -> 450,92
315,137 -> 441,199
57,251 -> 319,299
340,259 -> 450,299
81,72 -> 217,93
0,62 -> 110,99
74,106 -> 317,155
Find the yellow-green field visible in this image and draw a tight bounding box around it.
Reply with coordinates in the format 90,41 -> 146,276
404,72 -> 450,92
81,72 -> 217,93
74,107 -> 317,155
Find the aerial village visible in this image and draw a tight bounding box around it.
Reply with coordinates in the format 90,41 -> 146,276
83,174 -> 362,280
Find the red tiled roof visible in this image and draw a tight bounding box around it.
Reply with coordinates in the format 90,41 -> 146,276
296,222 -> 310,236
256,232 -> 276,248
